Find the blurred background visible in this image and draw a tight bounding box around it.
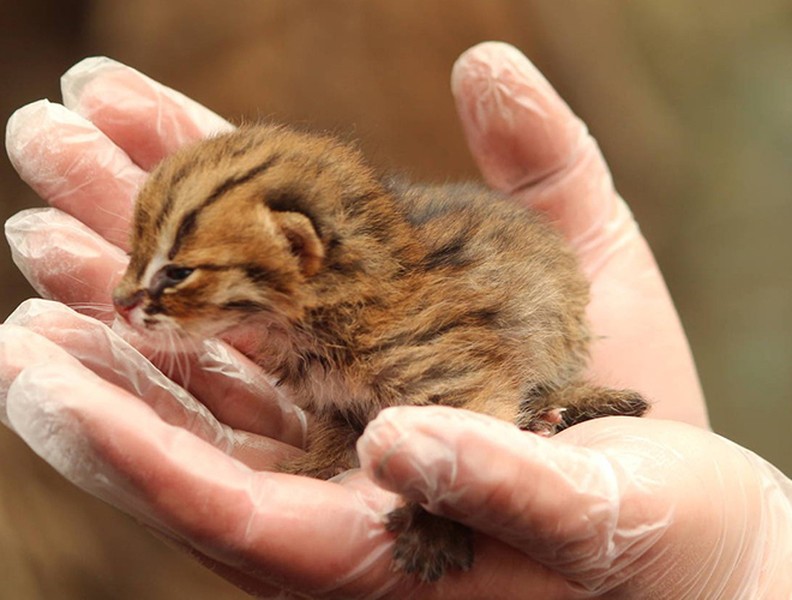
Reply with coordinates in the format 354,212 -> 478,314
1,1 -> 790,598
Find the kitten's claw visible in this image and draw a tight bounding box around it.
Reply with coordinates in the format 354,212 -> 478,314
525,407 -> 567,436
386,503 -> 473,583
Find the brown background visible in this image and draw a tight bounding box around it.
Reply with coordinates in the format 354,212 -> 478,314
1,1 -> 790,598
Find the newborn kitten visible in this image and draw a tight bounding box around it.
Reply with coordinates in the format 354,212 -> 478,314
113,124 -> 648,582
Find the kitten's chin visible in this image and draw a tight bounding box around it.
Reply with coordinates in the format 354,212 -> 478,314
218,323 -> 268,359
111,315 -> 201,355
112,311 -> 268,359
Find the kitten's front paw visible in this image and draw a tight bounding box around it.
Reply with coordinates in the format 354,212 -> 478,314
386,502 -> 473,583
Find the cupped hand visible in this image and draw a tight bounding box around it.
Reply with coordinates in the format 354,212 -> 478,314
3,43 -> 787,598
359,405 -> 792,599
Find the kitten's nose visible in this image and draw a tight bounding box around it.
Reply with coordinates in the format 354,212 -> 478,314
113,291 -> 144,323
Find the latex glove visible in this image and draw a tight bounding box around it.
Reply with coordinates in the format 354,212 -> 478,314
3,42 -> 789,598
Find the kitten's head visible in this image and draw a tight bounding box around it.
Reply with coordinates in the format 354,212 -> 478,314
113,125 -> 379,340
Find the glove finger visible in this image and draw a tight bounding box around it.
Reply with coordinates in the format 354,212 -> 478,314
5,350 -> 576,597
452,43 -> 706,425
2,304 -> 235,449
62,56 -> 233,170
452,42 -> 587,193
0,323 -> 82,428
6,363 -> 399,597
9,363 -> 576,599
188,337 -> 307,446
1,325 -> 300,471
358,406 -> 674,595
5,208 -> 127,321
451,42 -> 636,273
6,299 -> 305,445
5,100 -> 145,251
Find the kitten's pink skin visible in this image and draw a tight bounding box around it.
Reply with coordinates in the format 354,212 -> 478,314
533,408 -> 566,437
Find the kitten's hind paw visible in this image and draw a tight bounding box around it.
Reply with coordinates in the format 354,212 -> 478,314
386,502 -> 473,583
518,383 -> 650,434
559,387 -> 649,429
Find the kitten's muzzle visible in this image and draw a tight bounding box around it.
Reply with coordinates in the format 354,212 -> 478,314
113,290 -> 144,323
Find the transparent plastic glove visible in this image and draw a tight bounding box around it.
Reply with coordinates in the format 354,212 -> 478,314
452,43 -> 707,427
359,406 -> 792,598
3,43 -> 788,598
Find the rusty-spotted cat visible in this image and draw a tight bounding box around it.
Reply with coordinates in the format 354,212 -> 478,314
113,124 -> 648,583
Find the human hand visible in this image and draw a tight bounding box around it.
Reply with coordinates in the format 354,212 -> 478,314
3,315 -> 790,600
4,42 -> 783,598
358,404 -> 792,598
451,43 -> 707,428
6,42 -> 705,430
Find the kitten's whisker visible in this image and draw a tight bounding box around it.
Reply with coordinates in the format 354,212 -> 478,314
168,329 -> 187,388
66,301 -> 114,309
65,302 -> 118,324
95,223 -> 133,239
161,340 -> 175,381
150,347 -> 165,375
169,345 -> 178,382
174,332 -> 190,389
164,330 -> 176,382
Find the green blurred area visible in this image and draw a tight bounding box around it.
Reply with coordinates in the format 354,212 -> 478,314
0,1 -> 789,598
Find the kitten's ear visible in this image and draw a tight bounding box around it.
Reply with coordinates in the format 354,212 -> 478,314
272,211 -> 324,277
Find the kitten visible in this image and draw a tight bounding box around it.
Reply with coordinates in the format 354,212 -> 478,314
113,124 -> 648,582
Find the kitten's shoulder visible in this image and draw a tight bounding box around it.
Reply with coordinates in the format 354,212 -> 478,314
393,181 -> 541,226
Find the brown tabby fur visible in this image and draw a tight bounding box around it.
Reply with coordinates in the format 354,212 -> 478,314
114,124 -> 648,583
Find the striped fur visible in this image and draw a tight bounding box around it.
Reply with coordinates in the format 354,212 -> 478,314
114,124 -> 647,581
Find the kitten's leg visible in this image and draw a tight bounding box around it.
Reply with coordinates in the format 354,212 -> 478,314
280,410 -> 474,581
277,410 -> 362,479
383,385 -> 646,581
386,502 -> 474,583
518,383 -> 649,434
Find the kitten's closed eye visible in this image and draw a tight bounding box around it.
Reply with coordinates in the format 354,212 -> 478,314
115,263 -> 193,296
161,266 -> 194,285
148,265 -> 195,298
